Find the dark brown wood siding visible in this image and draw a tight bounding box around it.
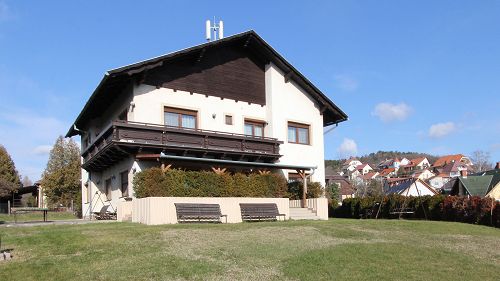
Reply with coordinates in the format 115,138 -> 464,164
143,45 -> 266,105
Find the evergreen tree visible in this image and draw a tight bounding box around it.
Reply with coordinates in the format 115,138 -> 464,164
40,136 -> 81,207
0,145 -> 21,198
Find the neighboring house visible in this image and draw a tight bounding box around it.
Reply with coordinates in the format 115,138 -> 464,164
428,174 -> 452,191
428,161 -> 469,190
377,158 -> 401,170
486,182 -> 500,201
433,154 -> 473,169
356,163 -> 373,175
401,157 -> 431,172
399,158 -> 411,166
438,161 -> 469,178
449,167 -> 500,198
411,169 -> 435,180
350,169 -> 362,180
325,175 -> 355,201
449,175 -> 494,197
66,31 -> 348,217
378,167 -> 396,178
360,172 -> 379,182
385,178 -> 438,196
342,157 -> 363,173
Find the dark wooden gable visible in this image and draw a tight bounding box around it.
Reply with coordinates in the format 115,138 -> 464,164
143,44 -> 266,105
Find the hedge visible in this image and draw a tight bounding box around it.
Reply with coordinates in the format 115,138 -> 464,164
332,195 -> 500,228
133,168 -> 324,199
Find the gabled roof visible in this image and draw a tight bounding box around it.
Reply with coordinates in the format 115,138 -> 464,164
459,176 -> 493,196
343,157 -> 360,165
411,157 -> 427,166
360,172 -> 378,180
385,178 -> 438,196
440,161 -> 467,174
326,175 -> 355,195
66,30 -> 348,137
470,168 -> 500,194
356,163 -> 371,170
379,167 -> 396,177
433,154 -> 464,167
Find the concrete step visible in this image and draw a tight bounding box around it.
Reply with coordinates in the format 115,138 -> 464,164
289,207 -> 320,221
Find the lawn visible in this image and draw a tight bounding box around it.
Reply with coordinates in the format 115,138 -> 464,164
0,219 -> 498,281
0,212 -> 77,223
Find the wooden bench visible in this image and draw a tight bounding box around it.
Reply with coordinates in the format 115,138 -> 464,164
93,205 -> 117,220
174,203 -> 227,223
240,203 -> 286,222
389,208 -> 415,215
11,207 -> 49,223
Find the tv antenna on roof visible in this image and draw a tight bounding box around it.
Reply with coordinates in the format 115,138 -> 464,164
206,18 -> 224,41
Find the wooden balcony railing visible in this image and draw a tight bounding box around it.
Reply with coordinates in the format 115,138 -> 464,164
81,121 -> 282,170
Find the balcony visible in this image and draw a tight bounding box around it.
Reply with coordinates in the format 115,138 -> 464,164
81,121 -> 282,171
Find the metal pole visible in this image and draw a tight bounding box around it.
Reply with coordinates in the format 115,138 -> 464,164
303,172 -> 308,208
7,200 -> 10,215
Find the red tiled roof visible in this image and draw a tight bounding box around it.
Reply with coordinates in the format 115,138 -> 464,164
379,167 -> 396,176
433,154 -> 464,167
411,157 -> 427,165
361,172 -> 378,180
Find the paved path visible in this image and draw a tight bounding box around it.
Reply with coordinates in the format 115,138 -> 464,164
0,219 -> 117,228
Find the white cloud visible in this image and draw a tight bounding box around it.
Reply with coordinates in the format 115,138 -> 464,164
334,74 -> 359,92
337,138 -> 358,158
428,122 -> 456,138
372,102 -> 412,122
33,145 -> 52,155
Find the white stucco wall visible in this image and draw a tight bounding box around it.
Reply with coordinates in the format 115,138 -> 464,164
81,156 -> 136,219
264,63 -> 325,185
403,182 -> 437,196
130,197 -> 290,225
130,63 -> 326,185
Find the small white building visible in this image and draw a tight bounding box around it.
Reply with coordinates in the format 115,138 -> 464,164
412,169 -> 435,180
386,178 -> 438,196
356,163 -> 373,175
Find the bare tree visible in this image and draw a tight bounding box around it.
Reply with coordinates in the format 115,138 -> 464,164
22,175 -> 33,187
470,150 -> 493,172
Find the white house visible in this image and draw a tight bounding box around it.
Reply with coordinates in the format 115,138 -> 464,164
66,31 -> 348,218
386,178 -> 438,196
412,169 -> 435,180
356,164 -> 373,175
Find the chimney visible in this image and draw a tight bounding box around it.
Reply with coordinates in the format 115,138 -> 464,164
460,169 -> 467,178
496,162 -> 500,170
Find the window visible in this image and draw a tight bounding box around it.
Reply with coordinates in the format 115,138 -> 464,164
288,122 -> 310,144
105,178 -> 112,201
225,115 -> 233,125
164,107 -> 197,129
244,120 -> 265,137
120,171 -> 129,197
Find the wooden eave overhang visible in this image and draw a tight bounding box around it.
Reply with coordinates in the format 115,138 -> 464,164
66,30 -> 348,138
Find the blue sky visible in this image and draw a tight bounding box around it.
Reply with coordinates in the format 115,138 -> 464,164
0,1 -> 499,180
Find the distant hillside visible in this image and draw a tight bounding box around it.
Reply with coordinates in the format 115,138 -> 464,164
325,151 -> 438,172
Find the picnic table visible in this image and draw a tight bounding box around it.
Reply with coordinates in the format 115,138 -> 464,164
11,207 -> 49,223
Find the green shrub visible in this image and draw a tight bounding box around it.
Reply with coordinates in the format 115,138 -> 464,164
287,181 -> 323,200
331,194 -> 499,228
133,168 -> 288,198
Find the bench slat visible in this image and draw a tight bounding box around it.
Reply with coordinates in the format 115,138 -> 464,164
175,203 -> 225,223
239,203 -> 285,222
